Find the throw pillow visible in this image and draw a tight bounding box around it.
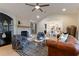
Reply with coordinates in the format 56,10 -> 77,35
59,33 -> 69,42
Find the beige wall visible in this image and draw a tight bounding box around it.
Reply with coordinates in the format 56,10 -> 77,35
37,14 -> 78,34
1,9 -> 78,37
76,15 -> 79,40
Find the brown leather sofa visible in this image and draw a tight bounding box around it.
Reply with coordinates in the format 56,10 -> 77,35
46,35 -> 79,56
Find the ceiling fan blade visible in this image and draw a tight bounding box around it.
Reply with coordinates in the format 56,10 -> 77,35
36,3 -> 39,5
32,8 -> 36,12
39,8 -> 43,12
40,4 -> 50,7
25,3 -> 35,6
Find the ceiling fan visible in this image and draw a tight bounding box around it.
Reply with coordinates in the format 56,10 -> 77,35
25,3 -> 50,12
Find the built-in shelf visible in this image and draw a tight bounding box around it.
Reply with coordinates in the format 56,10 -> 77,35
17,25 -> 31,28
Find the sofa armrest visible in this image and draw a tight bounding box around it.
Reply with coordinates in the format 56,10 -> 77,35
46,39 -> 77,56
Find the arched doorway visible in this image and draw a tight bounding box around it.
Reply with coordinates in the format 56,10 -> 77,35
0,12 -> 13,46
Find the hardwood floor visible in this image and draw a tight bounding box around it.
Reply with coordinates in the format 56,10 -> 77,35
0,44 -> 19,56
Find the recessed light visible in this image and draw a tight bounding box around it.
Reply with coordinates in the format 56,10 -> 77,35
62,8 -> 66,12
36,15 -> 40,19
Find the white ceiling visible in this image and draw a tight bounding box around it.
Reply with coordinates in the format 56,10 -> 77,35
0,3 -> 79,22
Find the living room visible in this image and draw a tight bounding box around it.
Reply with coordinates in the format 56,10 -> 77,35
0,3 -> 79,56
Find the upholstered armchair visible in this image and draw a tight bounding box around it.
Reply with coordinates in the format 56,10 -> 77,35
37,32 -> 45,40
46,35 -> 79,56
12,35 -> 30,50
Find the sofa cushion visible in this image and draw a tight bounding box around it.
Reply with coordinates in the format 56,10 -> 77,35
66,35 -> 77,44
59,33 -> 69,42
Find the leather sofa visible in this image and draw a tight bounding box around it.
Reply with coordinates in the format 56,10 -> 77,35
46,35 -> 79,56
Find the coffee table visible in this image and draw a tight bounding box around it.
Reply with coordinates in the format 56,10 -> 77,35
33,39 -> 45,46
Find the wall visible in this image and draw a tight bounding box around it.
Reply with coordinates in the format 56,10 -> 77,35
37,14 -> 78,34
16,19 -> 31,35
76,14 -> 79,40
0,9 -> 78,36
0,9 -> 31,35
0,10 -> 16,35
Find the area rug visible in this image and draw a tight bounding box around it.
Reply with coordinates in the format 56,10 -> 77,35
16,42 -> 48,56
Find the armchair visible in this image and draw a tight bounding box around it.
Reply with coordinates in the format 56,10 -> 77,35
12,35 -> 30,50
37,32 -> 45,40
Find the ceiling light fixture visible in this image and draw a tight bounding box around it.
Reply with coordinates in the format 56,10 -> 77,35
36,15 -> 40,19
62,8 -> 66,12
35,6 -> 40,9
25,3 -> 50,12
